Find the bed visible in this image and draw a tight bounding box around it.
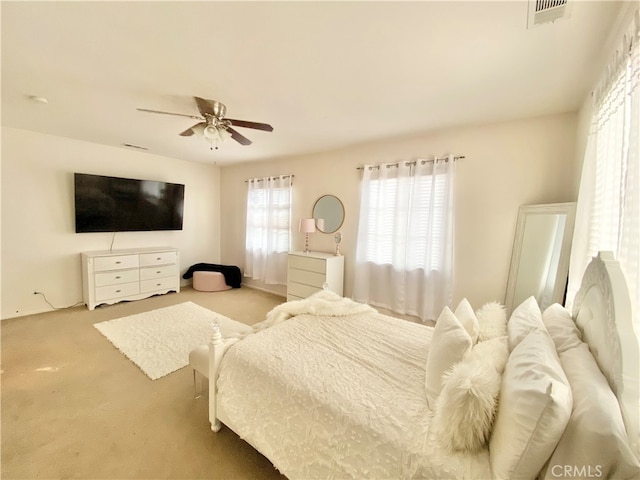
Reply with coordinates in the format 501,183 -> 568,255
204,252 -> 640,479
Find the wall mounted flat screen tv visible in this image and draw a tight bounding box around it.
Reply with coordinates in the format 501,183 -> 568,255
74,173 -> 185,233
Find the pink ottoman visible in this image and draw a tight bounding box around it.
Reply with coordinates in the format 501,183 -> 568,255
193,271 -> 231,292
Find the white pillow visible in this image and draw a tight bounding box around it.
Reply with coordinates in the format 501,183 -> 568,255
476,301 -> 507,341
432,336 -> 508,452
542,303 -> 583,354
490,329 -> 573,480
454,298 -> 480,344
425,307 -> 472,408
507,296 -> 545,351
541,342 -> 640,479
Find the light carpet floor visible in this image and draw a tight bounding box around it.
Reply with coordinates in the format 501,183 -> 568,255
1,286 -> 287,480
94,301 -> 234,380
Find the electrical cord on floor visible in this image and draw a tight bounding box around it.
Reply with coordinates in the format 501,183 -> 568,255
33,291 -> 84,310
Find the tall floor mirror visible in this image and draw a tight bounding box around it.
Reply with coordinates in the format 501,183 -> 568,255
505,202 -> 576,314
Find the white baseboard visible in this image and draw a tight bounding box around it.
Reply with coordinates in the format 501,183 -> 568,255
241,283 -> 286,298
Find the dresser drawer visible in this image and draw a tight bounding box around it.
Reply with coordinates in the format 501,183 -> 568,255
139,251 -> 178,267
140,264 -> 178,281
287,281 -> 322,299
288,268 -> 325,288
94,269 -> 139,287
94,254 -> 139,272
140,277 -> 179,294
286,252 -> 343,302
288,254 -> 326,274
95,282 -> 140,301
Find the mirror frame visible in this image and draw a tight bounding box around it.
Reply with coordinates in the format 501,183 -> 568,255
505,202 -> 576,314
312,195 -> 345,234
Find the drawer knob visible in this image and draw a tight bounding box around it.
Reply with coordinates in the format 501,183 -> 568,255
156,270 -> 161,274
115,261 -> 122,264
115,276 -> 121,279
156,283 -> 161,286
156,257 -> 161,261
115,289 -> 121,293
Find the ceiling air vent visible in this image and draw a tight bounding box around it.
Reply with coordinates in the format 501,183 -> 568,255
527,0 -> 571,28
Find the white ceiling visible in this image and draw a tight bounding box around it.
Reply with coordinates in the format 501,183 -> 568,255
1,1 -> 624,166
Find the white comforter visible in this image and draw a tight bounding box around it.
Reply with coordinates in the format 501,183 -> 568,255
217,299 -> 491,479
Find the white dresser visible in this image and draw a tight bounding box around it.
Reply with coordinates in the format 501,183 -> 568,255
287,251 -> 344,301
81,247 -> 180,310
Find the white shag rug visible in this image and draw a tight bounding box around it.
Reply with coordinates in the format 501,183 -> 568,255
94,302 -> 231,380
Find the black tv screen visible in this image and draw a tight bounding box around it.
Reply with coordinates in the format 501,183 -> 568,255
74,173 -> 185,233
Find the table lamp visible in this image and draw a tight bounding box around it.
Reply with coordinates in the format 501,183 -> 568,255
299,218 -> 316,253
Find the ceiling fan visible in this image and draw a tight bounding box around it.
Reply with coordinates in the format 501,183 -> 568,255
137,97 -> 273,149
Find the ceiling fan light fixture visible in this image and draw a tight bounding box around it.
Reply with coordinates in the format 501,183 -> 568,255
201,124 -> 232,150
193,123 -> 205,136
219,127 -> 232,141
203,124 -> 219,140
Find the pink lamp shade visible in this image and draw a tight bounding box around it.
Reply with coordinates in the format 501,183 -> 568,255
299,218 -> 316,253
299,218 -> 316,233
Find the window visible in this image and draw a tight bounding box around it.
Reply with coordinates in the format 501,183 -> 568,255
567,12 -> 639,321
245,175 -> 292,285
360,174 -> 448,270
354,158 -> 455,321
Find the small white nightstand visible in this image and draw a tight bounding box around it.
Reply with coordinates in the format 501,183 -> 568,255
286,251 -> 344,301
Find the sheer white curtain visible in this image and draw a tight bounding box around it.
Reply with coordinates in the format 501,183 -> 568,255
353,156 -> 455,321
244,175 -> 292,285
567,10 -> 639,323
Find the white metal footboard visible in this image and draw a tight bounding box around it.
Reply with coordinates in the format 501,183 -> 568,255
208,325 -> 238,432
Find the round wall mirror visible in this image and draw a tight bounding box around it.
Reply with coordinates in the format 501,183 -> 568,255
312,195 -> 345,234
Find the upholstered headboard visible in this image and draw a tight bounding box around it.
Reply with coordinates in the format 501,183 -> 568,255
572,251 -> 640,458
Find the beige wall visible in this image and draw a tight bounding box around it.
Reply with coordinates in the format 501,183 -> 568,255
220,113 -> 578,311
1,127 -> 222,319
1,113 -> 579,319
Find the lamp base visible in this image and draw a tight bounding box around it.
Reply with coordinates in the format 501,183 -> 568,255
304,233 -> 311,254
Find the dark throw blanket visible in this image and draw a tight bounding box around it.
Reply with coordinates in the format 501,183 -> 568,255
182,263 -> 242,288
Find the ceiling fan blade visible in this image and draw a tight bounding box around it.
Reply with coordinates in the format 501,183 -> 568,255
179,122 -> 206,137
227,127 -> 252,146
226,119 -> 274,132
136,108 -> 202,120
194,97 -> 218,117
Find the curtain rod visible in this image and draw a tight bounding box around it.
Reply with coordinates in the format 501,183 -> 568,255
356,155 -> 465,170
245,174 -> 295,183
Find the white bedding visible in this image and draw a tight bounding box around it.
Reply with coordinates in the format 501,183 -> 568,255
217,309 -> 492,479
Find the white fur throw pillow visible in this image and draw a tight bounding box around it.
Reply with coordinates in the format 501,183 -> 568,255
468,336 -> 509,374
432,336 -> 508,452
476,301 -> 507,341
